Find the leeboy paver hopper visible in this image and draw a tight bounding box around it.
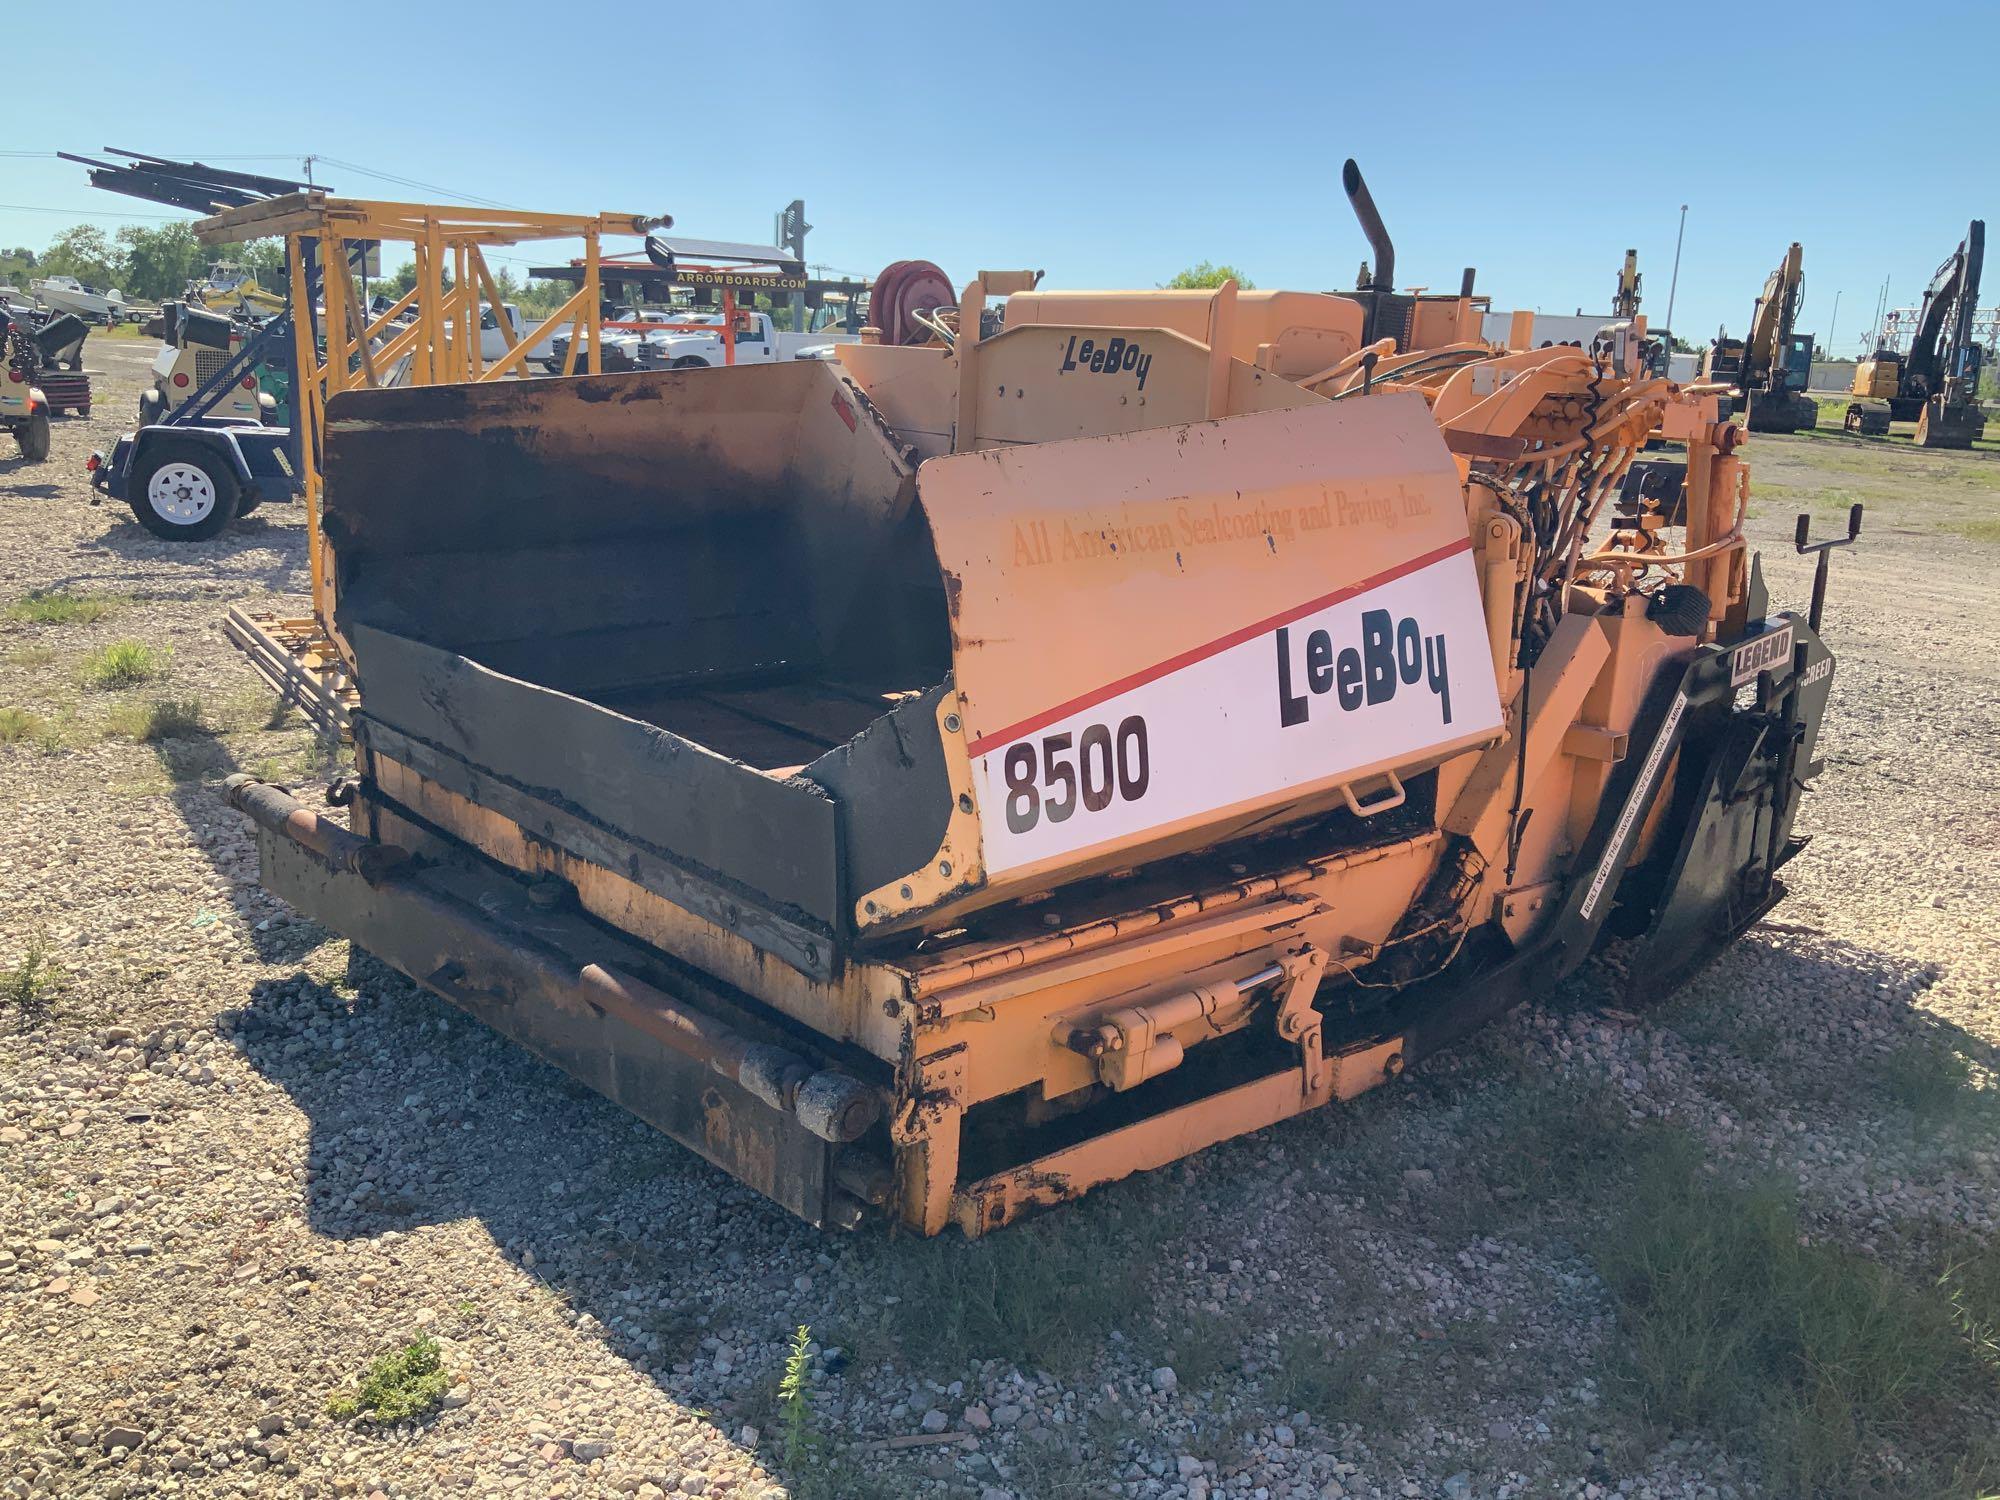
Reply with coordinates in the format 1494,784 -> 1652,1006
228,168 -> 1853,1234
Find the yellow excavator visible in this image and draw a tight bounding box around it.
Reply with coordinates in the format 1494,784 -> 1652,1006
1613,247 -> 1641,318
1846,221 -> 1986,447
1697,243 -> 1817,434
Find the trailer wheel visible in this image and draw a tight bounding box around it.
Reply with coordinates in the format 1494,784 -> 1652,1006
15,410 -> 51,462
129,441 -> 240,541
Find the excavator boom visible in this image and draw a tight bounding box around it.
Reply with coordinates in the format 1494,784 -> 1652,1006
1846,220 -> 1986,447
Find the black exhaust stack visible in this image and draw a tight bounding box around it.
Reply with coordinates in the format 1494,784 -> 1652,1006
1343,158 -> 1395,345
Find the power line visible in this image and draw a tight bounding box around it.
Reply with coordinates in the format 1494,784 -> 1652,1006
0,202 -> 185,220
310,155 -> 517,211
0,151 -> 309,160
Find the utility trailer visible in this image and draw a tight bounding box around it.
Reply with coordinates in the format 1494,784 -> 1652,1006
88,309 -> 300,541
227,174 -> 1854,1234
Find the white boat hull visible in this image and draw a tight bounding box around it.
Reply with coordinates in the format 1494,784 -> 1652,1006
31,280 -> 127,321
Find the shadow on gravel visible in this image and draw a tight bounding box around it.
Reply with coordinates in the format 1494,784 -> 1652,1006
208,913 -> 2000,1492
3,481 -> 62,498
88,511 -> 308,594
137,722 -> 339,965
1648,933 -> 2000,1130
219,953 -> 816,1470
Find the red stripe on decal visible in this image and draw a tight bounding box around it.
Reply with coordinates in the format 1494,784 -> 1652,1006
965,537 -> 1474,757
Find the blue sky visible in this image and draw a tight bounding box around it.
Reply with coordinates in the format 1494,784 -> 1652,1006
5,0 -> 1992,356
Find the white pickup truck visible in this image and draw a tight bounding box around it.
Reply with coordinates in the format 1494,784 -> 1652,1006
641,311 -> 856,370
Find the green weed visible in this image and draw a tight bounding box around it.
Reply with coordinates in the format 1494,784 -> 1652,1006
81,640 -> 167,689
5,589 -> 119,626
871,1200 -> 1167,1374
1593,1133 -> 2000,1498
0,707 -> 46,745
327,1335 -> 449,1424
1874,1034 -> 1987,1125
3,935 -> 66,1016
107,697 -> 205,742
778,1324 -> 817,1470
1265,1328 -> 1393,1428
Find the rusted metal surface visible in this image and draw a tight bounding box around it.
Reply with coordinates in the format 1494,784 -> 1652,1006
224,774 -> 406,882
240,780 -> 862,1225
361,748 -> 910,1060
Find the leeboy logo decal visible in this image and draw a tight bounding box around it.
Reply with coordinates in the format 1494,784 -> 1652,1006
969,540 -> 1504,875
1059,334 -> 1153,390
1276,609 -> 1454,729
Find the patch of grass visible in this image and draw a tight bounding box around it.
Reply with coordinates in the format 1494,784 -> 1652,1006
871,1198 -> 1168,1375
327,1335 -> 449,1424
302,732 -> 348,777
0,707 -> 47,745
3,935 -> 66,1016
1003,1402 -> 1149,1499
26,708 -> 88,757
1874,1033 -> 1991,1127
81,640 -> 167,689
5,589 -> 119,626
1466,1075 -> 1634,1210
1265,1328 -> 1394,1428
107,697 -> 205,742
1952,517 -> 2000,544
1162,1306 -> 1243,1390
1593,1133 -> 2000,1498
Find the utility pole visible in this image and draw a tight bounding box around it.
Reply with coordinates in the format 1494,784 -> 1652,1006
775,199 -> 808,333
1663,203 -> 1688,337
1826,289 -> 1840,361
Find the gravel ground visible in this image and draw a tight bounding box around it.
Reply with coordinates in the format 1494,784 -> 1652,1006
1,348 -> 1997,1500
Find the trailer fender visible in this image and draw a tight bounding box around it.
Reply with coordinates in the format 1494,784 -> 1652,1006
128,422 -> 257,485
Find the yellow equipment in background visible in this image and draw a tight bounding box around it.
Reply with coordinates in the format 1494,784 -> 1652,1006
189,194 -> 670,731
1844,220 -> 1987,446
1696,243 -> 1818,433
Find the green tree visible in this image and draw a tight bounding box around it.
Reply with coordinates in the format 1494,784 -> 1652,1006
1164,262 -> 1255,291
237,239 -> 288,283
513,277 -> 577,315
116,223 -> 204,301
374,260 -> 455,300
39,225 -> 119,287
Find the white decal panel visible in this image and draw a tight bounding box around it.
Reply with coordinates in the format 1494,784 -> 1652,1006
1730,622 -> 1795,687
970,548 -> 1504,875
